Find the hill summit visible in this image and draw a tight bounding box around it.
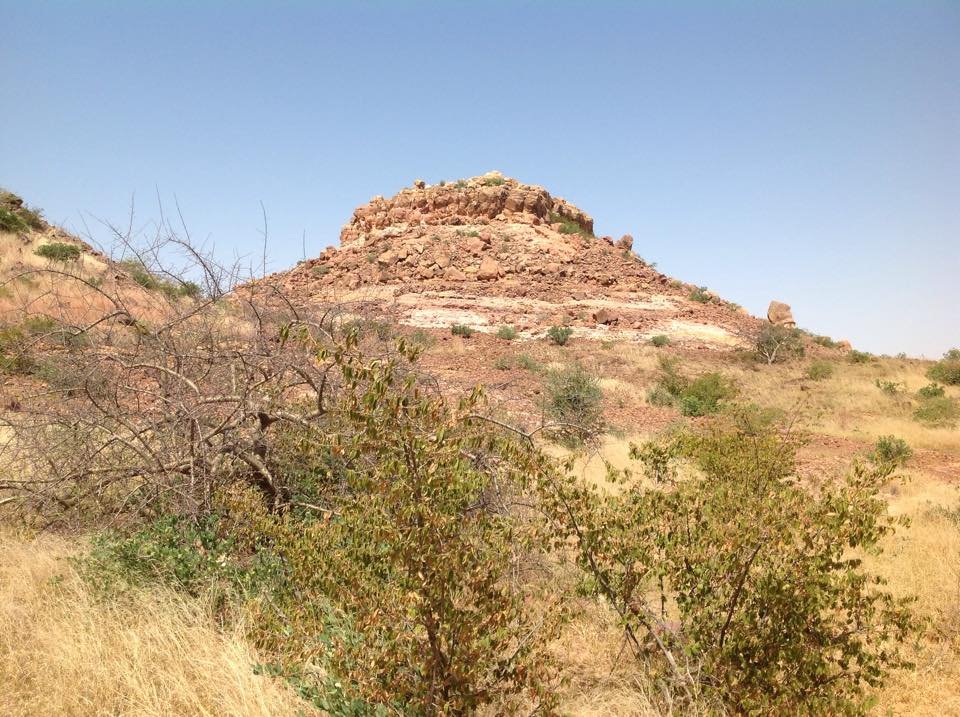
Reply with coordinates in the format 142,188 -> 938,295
273,172 -> 756,345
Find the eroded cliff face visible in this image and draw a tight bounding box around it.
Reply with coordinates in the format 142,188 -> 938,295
267,172 -> 757,347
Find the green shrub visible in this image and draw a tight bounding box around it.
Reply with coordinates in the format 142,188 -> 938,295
871,435 -> 913,467
679,373 -> 737,417
650,334 -> 670,348
496,325 -> 518,340
848,350 -> 874,364
647,357 -> 735,416
806,360 -> 834,381
875,378 -> 905,396
0,207 -> 27,233
646,384 -> 675,407
35,242 -> 81,262
546,325 -> 573,346
450,323 -> 475,337
688,286 -> 712,303
913,396 -> 960,427
917,382 -> 945,399
812,335 -> 838,348
545,364 -> 604,441
515,353 -> 543,373
481,175 -> 505,186
548,212 -> 592,238
224,355 -> 563,714
549,420 -> 920,714
928,350 -> 960,385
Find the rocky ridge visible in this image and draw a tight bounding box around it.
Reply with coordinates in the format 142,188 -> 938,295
269,173 -> 759,347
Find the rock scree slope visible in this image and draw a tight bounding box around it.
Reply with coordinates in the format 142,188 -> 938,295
267,172 -> 760,347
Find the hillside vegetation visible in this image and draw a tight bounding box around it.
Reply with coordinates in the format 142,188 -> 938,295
1,190 -> 958,715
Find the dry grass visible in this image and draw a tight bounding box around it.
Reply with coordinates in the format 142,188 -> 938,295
0,529 -> 317,717
865,491 -> 960,715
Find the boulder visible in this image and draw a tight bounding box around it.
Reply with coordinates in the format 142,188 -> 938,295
444,266 -> 466,281
767,301 -> 796,327
414,179 -> 426,189
477,257 -> 501,280
616,234 -> 633,251
592,308 -> 619,325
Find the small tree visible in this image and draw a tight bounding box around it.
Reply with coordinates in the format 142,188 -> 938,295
754,323 -> 804,364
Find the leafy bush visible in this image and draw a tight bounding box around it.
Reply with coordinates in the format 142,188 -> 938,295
546,325 -> 573,346
496,325 -> 517,340
224,355 -> 563,714
548,212 -> 592,238
928,350 -> 960,385
914,396 -> 960,427
544,364 -> 603,441
875,378 -> 905,396
481,175 -> 505,186
688,286 -> 712,303
546,418 -> 920,714
78,513 -> 273,603
646,384 -> 675,407
650,334 -> 670,347
35,242 -> 81,262
679,373 -> 737,416
515,353 -> 543,373
848,350 -> 874,364
806,359 -> 834,381
450,323 -> 475,337
754,324 -> 804,364
917,382 -> 945,399
0,198 -> 43,233
0,207 -> 27,233
647,357 -> 736,416
871,435 -> 913,467
812,335 -> 838,348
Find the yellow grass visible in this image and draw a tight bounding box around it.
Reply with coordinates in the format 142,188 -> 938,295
0,529 -> 317,717
866,488 -> 960,715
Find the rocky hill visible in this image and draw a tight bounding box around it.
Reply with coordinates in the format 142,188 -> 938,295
269,172 -> 759,347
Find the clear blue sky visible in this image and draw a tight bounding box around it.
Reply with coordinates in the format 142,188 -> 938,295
2,1 -> 957,357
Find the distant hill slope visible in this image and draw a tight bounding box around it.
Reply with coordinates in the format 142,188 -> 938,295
265,172 -> 759,347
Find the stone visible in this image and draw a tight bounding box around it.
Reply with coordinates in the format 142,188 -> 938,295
616,234 -> 634,251
767,300 -> 796,327
376,250 -> 396,267
592,308 -> 618,325
444,266 -> 466,281
477,257 -> 501,280
465,237 -> 486,253
414,179 -> 426,189
837,340 -> 852,351
435,252 -> 451,269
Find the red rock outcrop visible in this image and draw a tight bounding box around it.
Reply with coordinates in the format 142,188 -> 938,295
264,173 -> 760,347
